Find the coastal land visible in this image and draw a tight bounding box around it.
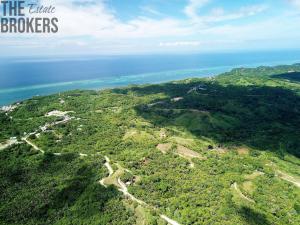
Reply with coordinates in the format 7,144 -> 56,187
0,64 -> 300,225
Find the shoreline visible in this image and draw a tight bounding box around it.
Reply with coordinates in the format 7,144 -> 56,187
1,61 -> 300,107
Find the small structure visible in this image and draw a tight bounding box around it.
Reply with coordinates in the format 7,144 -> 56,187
171,97 -> 184,102
187,84 -> 207,94
45,110 -> 70,117
1,105 -> 17,112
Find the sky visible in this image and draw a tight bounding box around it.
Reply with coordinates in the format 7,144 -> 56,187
1,0 -> 300,56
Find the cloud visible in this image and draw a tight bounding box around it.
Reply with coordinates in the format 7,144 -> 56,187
37,0 -> 191,39
184,0 -> 268,24
288,0 -> 300,8
1,0 -> 299,55
159,41 -> 201,47
202,4 -> 268,23
140,5 -> 164,16
184,0 -> 210,20
0,0 -> 194,54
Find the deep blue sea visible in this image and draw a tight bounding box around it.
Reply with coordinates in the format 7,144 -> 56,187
1,50 -> 300,106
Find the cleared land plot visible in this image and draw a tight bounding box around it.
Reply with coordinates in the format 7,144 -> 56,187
176,145 -> 205,160
156,143 -> 172,154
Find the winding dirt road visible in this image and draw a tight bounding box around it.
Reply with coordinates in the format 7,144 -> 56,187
99,156 -> 114,187
22,135 -> 45,154
104,156 -> 114,176
100,156 -> 181,225
232,182 -> 255,203
117,177 -> 146,205
277,171 -> 300,188
160,215 -> 181,225
0,138 -> 18,151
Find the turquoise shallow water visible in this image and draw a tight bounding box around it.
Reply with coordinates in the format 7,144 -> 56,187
1,52 -> 300,106
0,67 -> 225,106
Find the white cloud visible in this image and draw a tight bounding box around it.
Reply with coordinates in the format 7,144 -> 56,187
38,0 -> 191,39
140,5 -> 163,16
159,41 -> 201,47
203,5 -> 268,23
0,0 -> 194,54
288,0 -> 300,8
1,0 -> 299,55
184,0 -> 210,20
184,1 -> 268,24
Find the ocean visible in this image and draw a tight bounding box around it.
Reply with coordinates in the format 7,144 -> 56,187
1,50 -> 300,106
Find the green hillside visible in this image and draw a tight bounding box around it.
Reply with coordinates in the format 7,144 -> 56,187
1,64 -> 300,225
